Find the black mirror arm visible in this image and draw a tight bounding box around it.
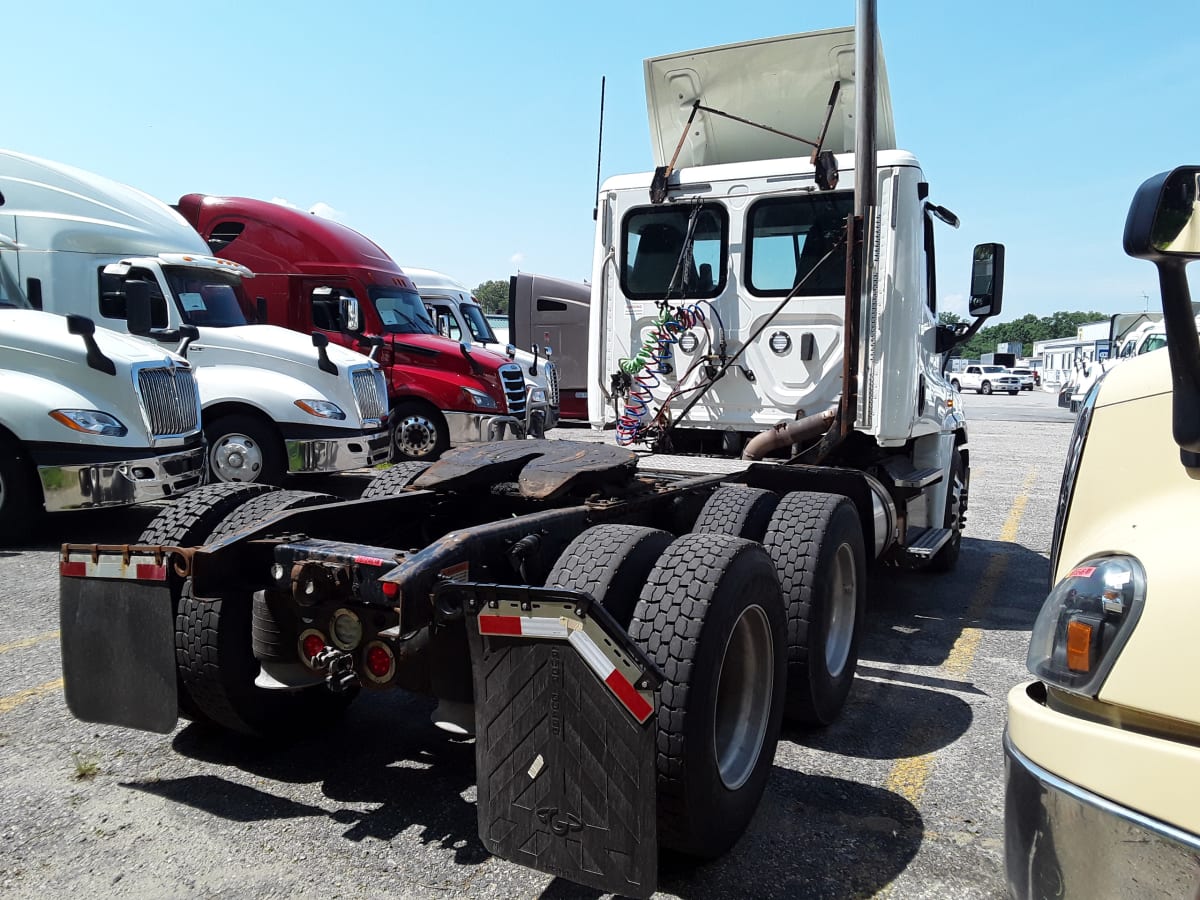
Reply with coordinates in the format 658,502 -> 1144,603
937,316 -> 987,355
311,332 -> 338,376
176,325 -> 199,359
1157,261 -> 1200,462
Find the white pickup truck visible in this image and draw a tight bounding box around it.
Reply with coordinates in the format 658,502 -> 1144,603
950,364 -> 1021,395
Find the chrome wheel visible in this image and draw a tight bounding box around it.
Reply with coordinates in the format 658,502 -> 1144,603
394,413 -> 440,458
210,432 -> 264,482
825,543 -> 858,678
713,603 -> 774,790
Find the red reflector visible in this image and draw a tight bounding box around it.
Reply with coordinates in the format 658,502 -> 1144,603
356,555 -> 388,567
365,645 -> 392,677
302,634 -> 326,659
135,563 -> 167,581
380,581 -> 400,598
605,670 -> 653,723
477,615 -> 523,636
60,561 -> 87,577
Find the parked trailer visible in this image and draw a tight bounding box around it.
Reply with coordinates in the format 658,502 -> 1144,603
58,7 -> 1003,895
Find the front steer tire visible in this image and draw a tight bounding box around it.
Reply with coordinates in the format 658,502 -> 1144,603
629,533 -> 787,859
764,492 -> 867,727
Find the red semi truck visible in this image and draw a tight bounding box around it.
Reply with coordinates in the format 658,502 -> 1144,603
175,194 -> 538,461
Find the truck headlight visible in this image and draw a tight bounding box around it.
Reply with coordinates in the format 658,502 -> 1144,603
462,387 -> 498,410
49,409 -> 128,437
1027,554 -> 1146,697
294,399 -> 346,420
529,387 -> 547,404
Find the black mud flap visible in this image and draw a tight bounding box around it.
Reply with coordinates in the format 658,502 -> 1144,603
60,574 -> 178,733
448,584 -> 661,898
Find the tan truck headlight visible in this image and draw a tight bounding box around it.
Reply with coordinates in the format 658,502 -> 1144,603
1027,555 -> 1146,697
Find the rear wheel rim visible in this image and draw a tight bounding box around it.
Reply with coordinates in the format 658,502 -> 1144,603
395,415 -> 438,457
825,543 -> 857,678
210,433 -> 263,482
713,603 -> 774,790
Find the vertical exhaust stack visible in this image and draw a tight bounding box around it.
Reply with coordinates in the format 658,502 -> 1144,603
837,0 -> 878,440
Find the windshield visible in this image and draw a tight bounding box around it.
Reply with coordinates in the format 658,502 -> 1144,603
369,286 -> 437,335
163,266 -> 250,327
1140,334 -> 1167,354
460,303 -> 497,343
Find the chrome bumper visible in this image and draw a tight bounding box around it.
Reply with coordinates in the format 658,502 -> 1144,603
285,430 -> 390,474
38,446 -> 205,512
1004,731 -> 1200,899
444,411 -> 529,445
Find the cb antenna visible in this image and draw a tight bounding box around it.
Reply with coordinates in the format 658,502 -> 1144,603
593,76 -> 606,221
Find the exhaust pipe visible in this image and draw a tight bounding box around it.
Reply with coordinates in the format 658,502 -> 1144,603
742,407 -> 838,460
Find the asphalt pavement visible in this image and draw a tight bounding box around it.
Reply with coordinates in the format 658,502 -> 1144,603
0,393 -> 1072,899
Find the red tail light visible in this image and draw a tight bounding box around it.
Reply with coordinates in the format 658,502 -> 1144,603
363,641 -> 395,682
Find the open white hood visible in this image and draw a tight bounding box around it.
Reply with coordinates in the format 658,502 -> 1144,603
644,26 -> 895,168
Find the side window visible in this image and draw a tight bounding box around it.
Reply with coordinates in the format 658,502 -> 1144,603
98,267 -> 168,328
206,220 -> 245,254
309,286 -> 347,332
621,204 -> 726,300
0,251 -> 16,308
923,205 -> 938,313
436,309 -> 461,340
745,193 -> 854,296
967,367 -> 980,375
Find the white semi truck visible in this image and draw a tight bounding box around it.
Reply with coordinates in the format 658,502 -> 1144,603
57,6 -> 1003,896
0,276 -> 204,538
402,266 -> 560,432
0,150 -> 390,485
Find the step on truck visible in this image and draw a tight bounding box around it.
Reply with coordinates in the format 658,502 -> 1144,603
0,150 -> 390,485
58,8 -> 1003,896
401,266 -> 559,433
0,267 -> 204,538
174,195 -> 541,460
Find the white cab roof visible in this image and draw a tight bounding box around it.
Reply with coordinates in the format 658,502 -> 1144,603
644,27 -> 895,168
0,149 -> 208,256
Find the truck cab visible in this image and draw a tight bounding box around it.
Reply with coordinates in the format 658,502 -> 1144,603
0,244 -> 203,536
508,272 -> 592,422
175,195 -> 537,460
0,150 -> 389,485
401,266 -> 558,433
1006,166 -> 1200,897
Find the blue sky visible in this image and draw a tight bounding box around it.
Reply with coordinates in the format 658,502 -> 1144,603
7,1 -> 1198,322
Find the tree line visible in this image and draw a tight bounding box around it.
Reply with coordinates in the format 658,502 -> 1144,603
473,280 -> 509,314
939,310 -> 1106,359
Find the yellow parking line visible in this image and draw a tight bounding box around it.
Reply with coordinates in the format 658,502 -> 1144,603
0,678 -> 64,714
0,630 -> 59,655
885,467 -> 1040,807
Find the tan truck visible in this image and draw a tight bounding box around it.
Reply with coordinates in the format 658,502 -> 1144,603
1005,166 -> 1200,896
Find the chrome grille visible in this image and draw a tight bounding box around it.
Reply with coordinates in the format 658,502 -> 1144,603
351,367 -> 388,422
499,363 -> 526,415
544,361 -> 560,406
136,366 -> 200,437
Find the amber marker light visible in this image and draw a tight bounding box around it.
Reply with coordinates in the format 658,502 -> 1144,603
1066,619 -> 1094,672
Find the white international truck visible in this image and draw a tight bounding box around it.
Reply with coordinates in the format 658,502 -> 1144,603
0,279 -> 204,538
401,266 -> 561,432
57,7 -> 1003,896
0,150 -> 390,485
